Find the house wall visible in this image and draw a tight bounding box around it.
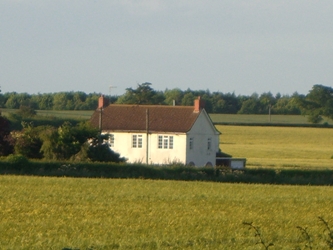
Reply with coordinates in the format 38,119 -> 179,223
103,132 -> 187,165
107,132 -> 146,163
102,110 -> 220,167
185,111 -> 220,167
148,133 -> 187,164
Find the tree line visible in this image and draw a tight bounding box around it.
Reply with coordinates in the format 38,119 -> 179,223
1,83 -> 332,120
0,83 -> 303,115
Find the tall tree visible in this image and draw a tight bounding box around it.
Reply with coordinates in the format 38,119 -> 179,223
181,91 -> 195,106
0,116 -> 13,156
13,122 -> 43,159
164,88 -> 183,106
298,85 -> 333,122
116,82 -> 165,105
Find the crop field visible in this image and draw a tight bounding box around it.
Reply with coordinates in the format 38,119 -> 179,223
36,110 -> 94,119
210,113 -> 332,125
1,176 -> 333,249
3,108 -> 333,125
217,125 -> 333,169
1,109 -> 94,120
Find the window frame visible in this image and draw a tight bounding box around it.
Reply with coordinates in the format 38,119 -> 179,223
189,137 -> 194,150
132,134 -> 143,148
108,134 -> 115,147
207,137 -> 212,151
158,135 -> 174,149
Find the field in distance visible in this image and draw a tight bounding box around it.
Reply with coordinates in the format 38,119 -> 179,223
217,125 -> 333,169
1,176 -> 333,249
3,108 -> 333,125
210,113 -> 332,125
1,108 -> 94,120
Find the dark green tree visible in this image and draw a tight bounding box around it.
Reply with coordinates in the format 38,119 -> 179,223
181,91 -> 195,106
40,122 -> 97,160
86,134 -> 126,163
116,82 -> 165,105
0,116 -> 13,156
164,88 -> 183,106
53,92 -> 75,110
16,105 -> 37,118
31,93 -> 53,110
4,92 -> 31,109
297,85 -> 333,123
238,94 -> 263,114
13,122 -> 43,159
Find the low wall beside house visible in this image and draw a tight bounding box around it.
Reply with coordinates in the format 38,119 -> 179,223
216,157 -> 246,169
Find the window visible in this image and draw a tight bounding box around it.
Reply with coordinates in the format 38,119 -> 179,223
189,137 -> 194,150
158,135 -> 174,149
138,135 -> 142,148
132,135 -> 143,148
163,136 -> 168,149
108,134 -> 114,147
158,136 -> 163,149
169,136 -> 173,149
207,138 -> 212,150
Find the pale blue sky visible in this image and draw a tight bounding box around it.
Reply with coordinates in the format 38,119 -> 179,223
1,0 -> 333,96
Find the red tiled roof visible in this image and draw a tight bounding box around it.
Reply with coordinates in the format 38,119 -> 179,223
90,104 -> 201,133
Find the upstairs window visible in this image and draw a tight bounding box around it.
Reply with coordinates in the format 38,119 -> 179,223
132,135 -> 143,148
189,137 -> 194,150
207,138 -> 212,150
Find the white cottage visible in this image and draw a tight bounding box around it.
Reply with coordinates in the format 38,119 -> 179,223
90,96 -> 221,166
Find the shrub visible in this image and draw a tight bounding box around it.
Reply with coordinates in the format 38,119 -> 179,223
87,143 -> 126,163
308,113 -> 323,124
16,105 -> 36,118
6,154 -> 29,166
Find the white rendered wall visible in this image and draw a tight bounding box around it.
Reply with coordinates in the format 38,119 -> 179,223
107,132 -> 146,163
185,111 -> 220,167
148,133 -> 187,165
103,132 -> 187,165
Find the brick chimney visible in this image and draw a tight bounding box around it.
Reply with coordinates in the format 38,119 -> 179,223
98,95 -> 109,109
194,96 -> 205,112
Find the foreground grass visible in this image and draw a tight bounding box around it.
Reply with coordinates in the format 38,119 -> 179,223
218,125 -> 333,169
1,176 -> 333,249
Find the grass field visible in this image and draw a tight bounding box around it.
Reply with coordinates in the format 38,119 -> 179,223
2,108 -> 332,125
217,125 -> 333,169
1,176 -> 333,249
210,114 -> 332,125
1,109 -> 94,120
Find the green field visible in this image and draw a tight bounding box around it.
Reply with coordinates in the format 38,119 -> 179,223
36,110 -> 94,119
218,125 -> 333,169
1,176 -> 333,249
210,113 -> 332,125
1,109 -> 94,120
2,108 -> 333,125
